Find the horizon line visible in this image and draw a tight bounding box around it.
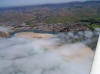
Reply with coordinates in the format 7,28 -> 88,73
0,1 -> 99,9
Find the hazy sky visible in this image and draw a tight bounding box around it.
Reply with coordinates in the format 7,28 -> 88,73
0,0 -> 87,7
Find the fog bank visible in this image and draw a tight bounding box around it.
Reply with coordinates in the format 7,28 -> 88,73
0,27 -> 99,74
0,35 -> 94,74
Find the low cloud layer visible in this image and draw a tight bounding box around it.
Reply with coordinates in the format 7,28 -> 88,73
0,34 -> 96,74
0,27 -> 99,74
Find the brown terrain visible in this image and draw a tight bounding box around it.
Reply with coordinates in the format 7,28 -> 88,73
0,1 -> 100,38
